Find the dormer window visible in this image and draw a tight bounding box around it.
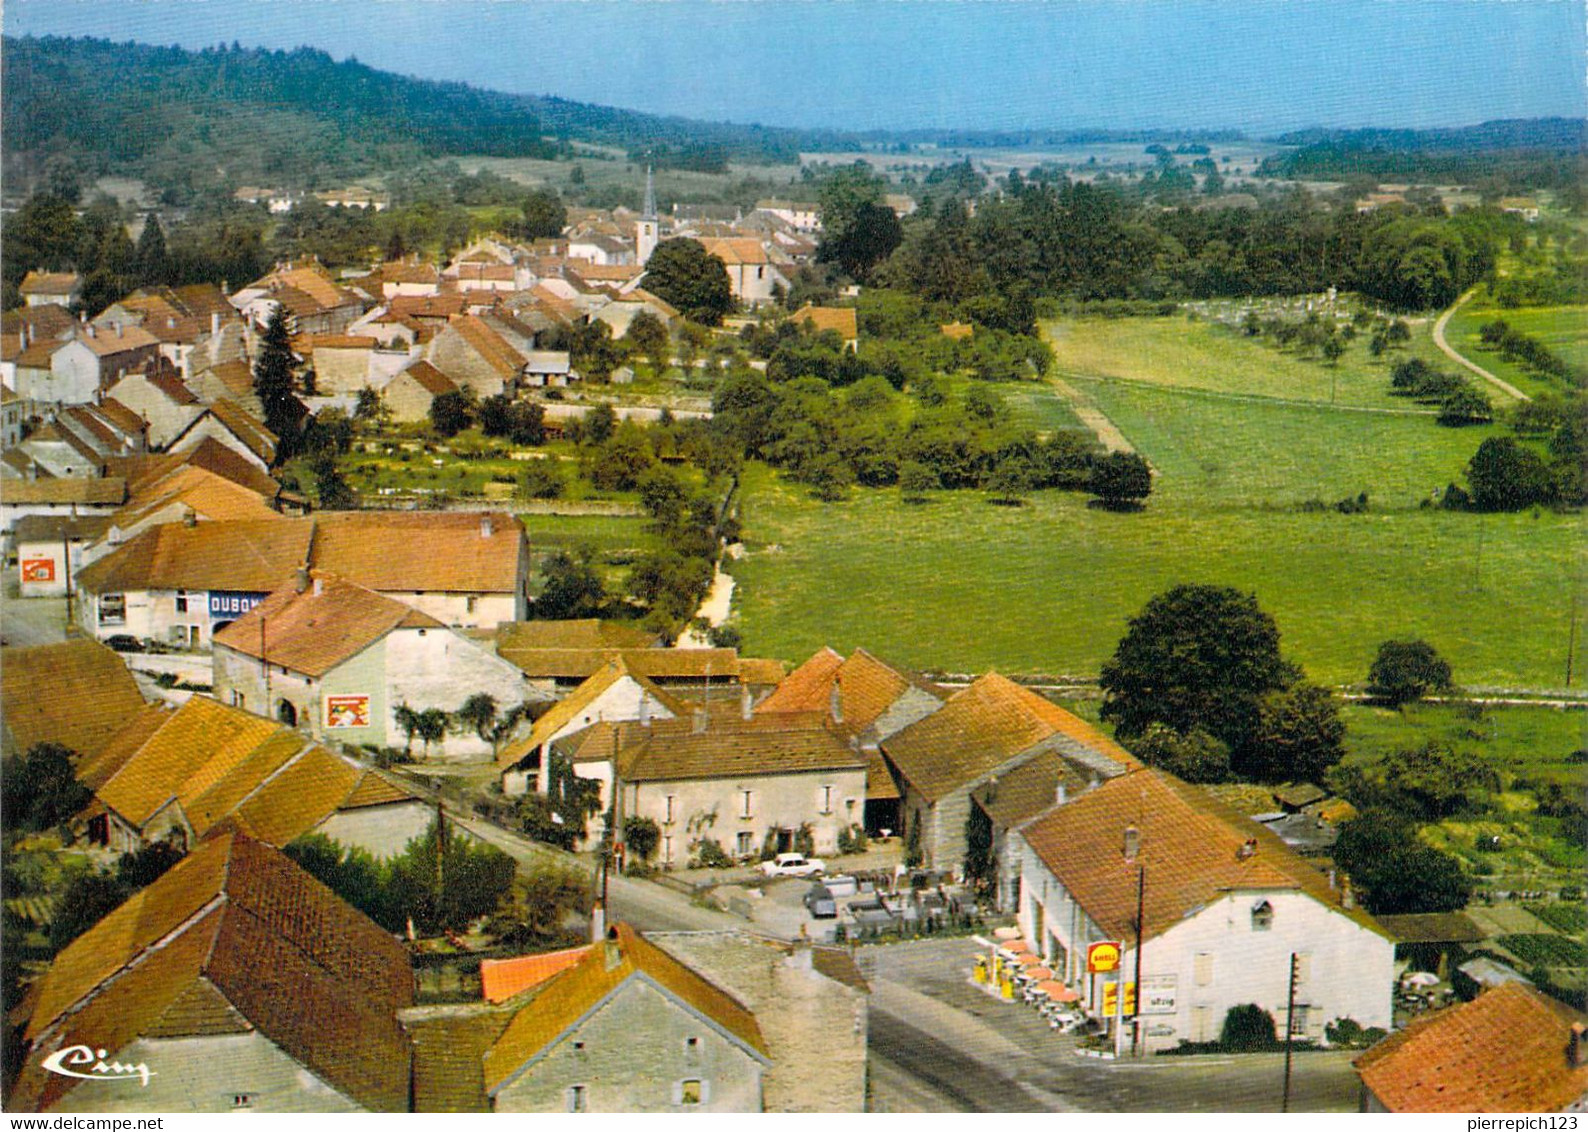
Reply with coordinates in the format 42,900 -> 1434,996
1251,900 -> 1274,931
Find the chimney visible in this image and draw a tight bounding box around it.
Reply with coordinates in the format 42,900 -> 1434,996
603,926 -> 622,971
1341,875 -> 1355,910
639,696 -> 652,727
480,514 -> 494,538
740,684 -> 752,721
1055,781 -> 1067,807
86,323 -> 96,339
1570,1023 -> 1586,1069
1236,838 -> 1258,861
312,576 -> 324,596
294,566 -> 310,594
589,901 -> 606,943
692,708 -> 708,735
829,679 -> 843,723
116,322 -> 124,338
182,508 -> 197,528
212,312 -> 221,337
1123,825 -> 1140,862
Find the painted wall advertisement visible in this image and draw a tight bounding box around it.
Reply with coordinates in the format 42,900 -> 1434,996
208,590 -> 267,622
325,694 -> 371,729
20,559 -> 55,583
1140,974 -> 1178,1015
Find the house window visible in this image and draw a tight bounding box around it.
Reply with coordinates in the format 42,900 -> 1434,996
1194,952 -> 1213,986
175,591 -> 188,613
736,831 -> 754,856
739,790 -> 753,819
572,1041 -> 587,1059
1191,1005 -> 1213,1042
1251,900 -> 1274,932
567,1084 -> 587,1113
684,1036 -> 700,1064
466,595 -> 478,614
100,593 -> 126,625
1288,1005 -> 1310,1036
819,785 -> 834,814
231,1095 -> 253,1109
663,835 -> 673,864
679,1079 -> 703,1106
664,795 -> 676,824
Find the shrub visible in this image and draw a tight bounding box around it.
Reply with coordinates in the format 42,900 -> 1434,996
689,838 -> 734,869
1220,1004 -> 1277,1050
1367,639 -> 1453,707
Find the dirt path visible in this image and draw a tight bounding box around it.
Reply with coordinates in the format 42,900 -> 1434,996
1433,288 -> 1530,402
1047,375 -> 1138,455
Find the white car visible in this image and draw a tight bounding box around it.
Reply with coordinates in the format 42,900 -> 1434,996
760,852 -> 825,878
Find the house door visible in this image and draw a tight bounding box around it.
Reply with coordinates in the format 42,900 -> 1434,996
277,699 -> 298,726
776,828 -> 793,852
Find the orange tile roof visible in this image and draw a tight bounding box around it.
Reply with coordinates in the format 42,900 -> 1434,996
485,924 -> 766,1093
14,833 -> 413,1113
339,769 -> 420,810
736,656 -> 787,686
0,477 -> 127,506
113,464 -> 284,528
1020,767 -> 1392,943
75,519 -> 312,595
75,704 -> 172,792
1355,982 -> 1588,1112
395,359 -> 458,397
448,314 -> 526,379
497,645 -> 741,681
214,573 -> 443,677
496,619 -> 660,652
0,639 -> 144,761
497,658 -> 685,768
881,672 -> 1133,803
310,510 -> 524,595
697,236 -> 770,266
109,436 -> 281,501
755,646 -> 844,714
74,323 -> 161,356
480,946 -> 591,1003
230,744 -> 365,845
18,271 -> 79,296
202,398 -> 279,464
793,305 -> 859,341
616,711 -> 864,782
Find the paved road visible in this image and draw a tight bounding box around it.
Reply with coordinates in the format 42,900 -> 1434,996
859,938 -> 1363,1113
0,590 -> 70,649
453,815 -> 746,934
1433,288 -> 1529,402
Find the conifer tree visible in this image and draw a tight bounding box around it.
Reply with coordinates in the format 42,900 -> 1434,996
135,214 -> 170,285
253,305 -> 301,456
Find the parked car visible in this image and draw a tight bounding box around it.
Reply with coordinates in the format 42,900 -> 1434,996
761,853 -> 825,878
804,883 -> 837,918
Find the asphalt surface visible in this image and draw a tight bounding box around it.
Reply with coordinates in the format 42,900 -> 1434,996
858,937 -> 1364,1113
0,590 -> 70,648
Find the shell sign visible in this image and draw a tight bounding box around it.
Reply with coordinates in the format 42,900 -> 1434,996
1087,941 -> 1123,974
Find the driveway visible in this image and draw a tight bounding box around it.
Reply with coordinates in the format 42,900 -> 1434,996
859,938 -> 1363,1113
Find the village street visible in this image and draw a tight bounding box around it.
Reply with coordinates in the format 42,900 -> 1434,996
860,938 -> 1364,1113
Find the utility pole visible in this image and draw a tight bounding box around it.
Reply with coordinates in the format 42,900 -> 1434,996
1281,952 -> 1299,1113
61,532 -> 74,636
1131,864 -> 1145,1057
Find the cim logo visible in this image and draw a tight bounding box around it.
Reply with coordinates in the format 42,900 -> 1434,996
40,1045 -> 154,1087
1087,940 -> 1123,974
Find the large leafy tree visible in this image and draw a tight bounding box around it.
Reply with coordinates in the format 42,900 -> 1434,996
1332,810 -> 1472,915
1100,585 -> 1290,752
1465,436 -> 1553,511
535,548 -> 606,620
1090,451 -> 1153,509
135,214 -> 171,285
1368,639 -> 1453,706
1242,682 -> 1347,783
642,238 -> 733,325
1,742 -> 91,832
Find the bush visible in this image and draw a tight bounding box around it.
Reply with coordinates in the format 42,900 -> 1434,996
519,461 -> 565,500
1325,1017 -> 1388,1049
689,838 -> 734,869
1220,1004 -> 1277,1050
1367,639 -> 1453,707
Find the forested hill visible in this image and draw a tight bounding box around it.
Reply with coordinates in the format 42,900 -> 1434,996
1257,118 -> 1586,187
1,35 -> 852,198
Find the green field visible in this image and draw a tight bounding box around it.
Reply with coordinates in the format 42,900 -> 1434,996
1340,702 -> 1585,786
1443,300 -> 1588,400
733,308 -> 1583,687
1043,315 -> 1452,410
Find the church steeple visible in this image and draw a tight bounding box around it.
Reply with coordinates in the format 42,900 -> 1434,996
636,165 -> 660,266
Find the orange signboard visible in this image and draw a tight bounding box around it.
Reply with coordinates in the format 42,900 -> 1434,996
21,558 -> 55,583
1087,941 -> 1122,974
325,694 -> 371,729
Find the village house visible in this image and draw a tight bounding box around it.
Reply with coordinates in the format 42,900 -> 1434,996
187,358 -> 265,416
0,476 -> 128,554
607,709 -> 868,866
78,693 -> 430,856
231,261 -> 368,335
72,511 -> 528,647
1354,982 -> 1588,1112
97,286 -> 243,375
11,832 -> 414,1113
756,646 -> 947,836
791,305 -> 860,351
315,187 -> 391,211
166,398 -> 279,472
104,368 -> 206,448
695,238 -> 790,306
495,638 -> 772,698
0,638 -> 145,760
383,359 -> 460,422
1014,766 -> 1395,1054
879,672 -> 1134,872
497,657 -> 685,796
299,333 -> 381,395
212,572 -> 547,759
14,512 -> 112,597
754,199 -> 821,233
12,323 -> 162,407
409,923 -> 769,1112
0,387 -> 23,447
233,186 -> 300,213
425,313 -> 531,398
2,305 -> 77,391
18,270 -> 82,309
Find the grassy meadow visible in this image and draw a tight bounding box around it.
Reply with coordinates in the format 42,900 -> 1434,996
1443,300 -> 1588,400
730,311 -> 1584,689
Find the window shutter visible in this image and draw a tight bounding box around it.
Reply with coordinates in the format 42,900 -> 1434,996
671,1080 -> 683,1105
1194,952 -> 1213,986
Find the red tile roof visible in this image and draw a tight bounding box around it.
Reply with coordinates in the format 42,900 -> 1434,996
1355,982 -> 1588,1112
480,946 -> 591,1003
0,640 -> 144,761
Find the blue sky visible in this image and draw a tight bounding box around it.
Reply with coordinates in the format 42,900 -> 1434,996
5,0 -> 1583,133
